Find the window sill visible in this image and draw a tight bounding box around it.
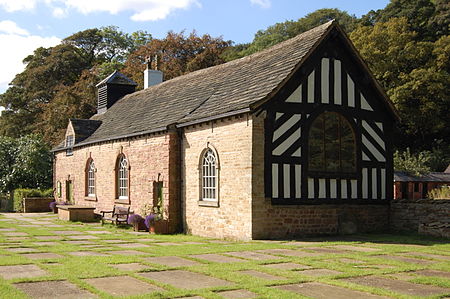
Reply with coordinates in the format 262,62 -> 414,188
198,200 -> 219,207
84,196 -> 97,202
115,198 -> 130,205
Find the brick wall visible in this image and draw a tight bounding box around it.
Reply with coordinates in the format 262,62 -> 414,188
251,113 -> 389,239
182,115 -> 253,240
54,131 -> 181,232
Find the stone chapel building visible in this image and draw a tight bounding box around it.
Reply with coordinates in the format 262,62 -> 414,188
52,21 -> 398,240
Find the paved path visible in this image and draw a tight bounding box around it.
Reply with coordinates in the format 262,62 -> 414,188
0,212 -> 449,299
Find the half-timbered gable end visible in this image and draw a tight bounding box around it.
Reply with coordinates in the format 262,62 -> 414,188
261,23 -> 397,204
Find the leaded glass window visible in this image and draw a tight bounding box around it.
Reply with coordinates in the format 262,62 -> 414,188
308,112 -> 356,174
117,156 -> 128,199
201,149 -> 217,201
87,160 -> 95,197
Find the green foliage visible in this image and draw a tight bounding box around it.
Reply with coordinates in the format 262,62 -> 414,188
232,8 -> 358,58
0,135 -> 52,194
394,148 -> 431,176
13,188 -> 53,212
427,185 -> 450,199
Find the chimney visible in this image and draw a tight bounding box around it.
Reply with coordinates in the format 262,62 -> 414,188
144,56 -> 163,88
96,71 -> 137,114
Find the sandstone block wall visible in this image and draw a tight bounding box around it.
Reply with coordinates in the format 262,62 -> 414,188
54,131 -> 180,231
182,115 -> 253,240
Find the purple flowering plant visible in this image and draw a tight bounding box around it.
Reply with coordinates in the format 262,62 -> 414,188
49,201 -> 57,210
127,213 -> 144,225
144,214 -> 156,229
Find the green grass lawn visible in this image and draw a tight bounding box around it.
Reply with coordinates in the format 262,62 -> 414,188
0,213 -> 449,299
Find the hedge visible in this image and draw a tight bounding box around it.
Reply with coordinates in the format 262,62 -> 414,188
13,188 -> 53,212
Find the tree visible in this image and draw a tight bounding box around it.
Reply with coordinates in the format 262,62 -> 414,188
122,31 -> 231,88
233,9 -> 358,58
394,148 -> 431,176
0,135 -> 52,194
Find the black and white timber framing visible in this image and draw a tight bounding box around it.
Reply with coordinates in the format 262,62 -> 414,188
263,28 -> 396,204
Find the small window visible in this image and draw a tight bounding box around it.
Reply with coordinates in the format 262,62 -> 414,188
87,160 -> 96,197
201,149 -> 218,201
414,182 -> 420,192
117,155 -> 129,199
56,181 -> 62,198
308,112 -> 356,175
66,135 -> 74,156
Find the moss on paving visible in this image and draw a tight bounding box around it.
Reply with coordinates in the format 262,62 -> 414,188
0,213 -> 448,299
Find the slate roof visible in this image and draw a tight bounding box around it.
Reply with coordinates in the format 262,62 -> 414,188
394,171 -> 450,183
95,70 -> 137,87
54,20 -> 395,151
70,119 -> 102,143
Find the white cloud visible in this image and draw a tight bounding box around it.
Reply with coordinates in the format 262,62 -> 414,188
0,0 -> 200,21
250,0 -> 271,9
0,20 -> 29,35
0,0 -> 37,12
0,21 -> 60,94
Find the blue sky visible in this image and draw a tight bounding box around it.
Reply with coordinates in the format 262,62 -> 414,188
0,0 -> 390,95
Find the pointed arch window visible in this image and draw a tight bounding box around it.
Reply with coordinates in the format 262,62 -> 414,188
201,148 -> 218,202
86,159 -> 96,197
117,155 -> 129,199
308,112 -> 356,175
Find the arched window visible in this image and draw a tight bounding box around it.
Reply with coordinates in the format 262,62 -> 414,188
308,112 -> 356,175
201,148 -> 218,201
117,155 -> 129,199
86,159 -> 96,197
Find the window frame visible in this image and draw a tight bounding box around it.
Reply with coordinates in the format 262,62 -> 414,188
115,154 -> 130,203
85,159 -> 96,200
307,111 -> 357,179
65,135 -> 74,156
198,146 -> 220,207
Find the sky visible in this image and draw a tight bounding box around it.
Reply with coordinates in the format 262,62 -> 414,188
0,0 -> 390,96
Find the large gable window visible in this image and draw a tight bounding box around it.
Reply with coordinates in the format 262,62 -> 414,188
116,155 -> 129,200
201,148 -> 218,202
86,159 -> 96,198
308,112 -> 356,175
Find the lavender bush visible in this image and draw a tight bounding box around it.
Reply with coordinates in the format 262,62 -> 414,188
127,213 -> 144,225
144,214 -> 156,229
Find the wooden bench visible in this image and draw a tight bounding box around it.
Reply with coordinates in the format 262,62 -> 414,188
100,206 -> 130,225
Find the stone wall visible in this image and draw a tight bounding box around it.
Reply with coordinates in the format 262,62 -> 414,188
54,130 -> 181,232
390,199 -> 450,238
251,113 -> 390,239
23,197 -> 53,213
181,115 -> 253,240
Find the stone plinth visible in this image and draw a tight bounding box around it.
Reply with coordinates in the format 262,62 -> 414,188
57,205 -> 95,222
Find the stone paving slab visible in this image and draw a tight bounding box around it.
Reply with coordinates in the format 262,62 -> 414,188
216,289 -> 257,298
225,251 -> 282,261
63,240 -> 96,245
183,241 -> 206,245
330,245 -> 381,252
84,275 -> 163,296
288,241 -> 324,247
413,269 -> 450,279
154,242 -> 184,246
140,270 -> 233,289
67,251 -> 109,257
257,248 -> 320,257
34,236 -> 62,240
135,238 -> 157,242
108,250 -> 149,255
239,270 -> 285,280
0,264 -> 48,279
14,280 -> 96,299
177,297 -> 204,299
21,252 -> 64,259
67,235 -> 99,240
116,243 -> 151,248
32,241 -> 60,246
145,256 -> 202,267
304,247 -> 347,254
6,237 -> 30,241
80,245 -> 109,249
110,263 -> 151,271
405,252 -> 450,261
338,258 -> 365,264
2,232 -> 28,237
190,253 -> 245,263
344,275 -> 450,296
5,247 -> 39,253
85,230 -> 111,234
46,224 -> 66,227
19,224 -> 41,227
51,230 -> 84,235
372,255 -> 434,265
262,262 -> 312,270
274,282 -> 388,299
296,269 -> 343,277
0,228 -> 16,231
